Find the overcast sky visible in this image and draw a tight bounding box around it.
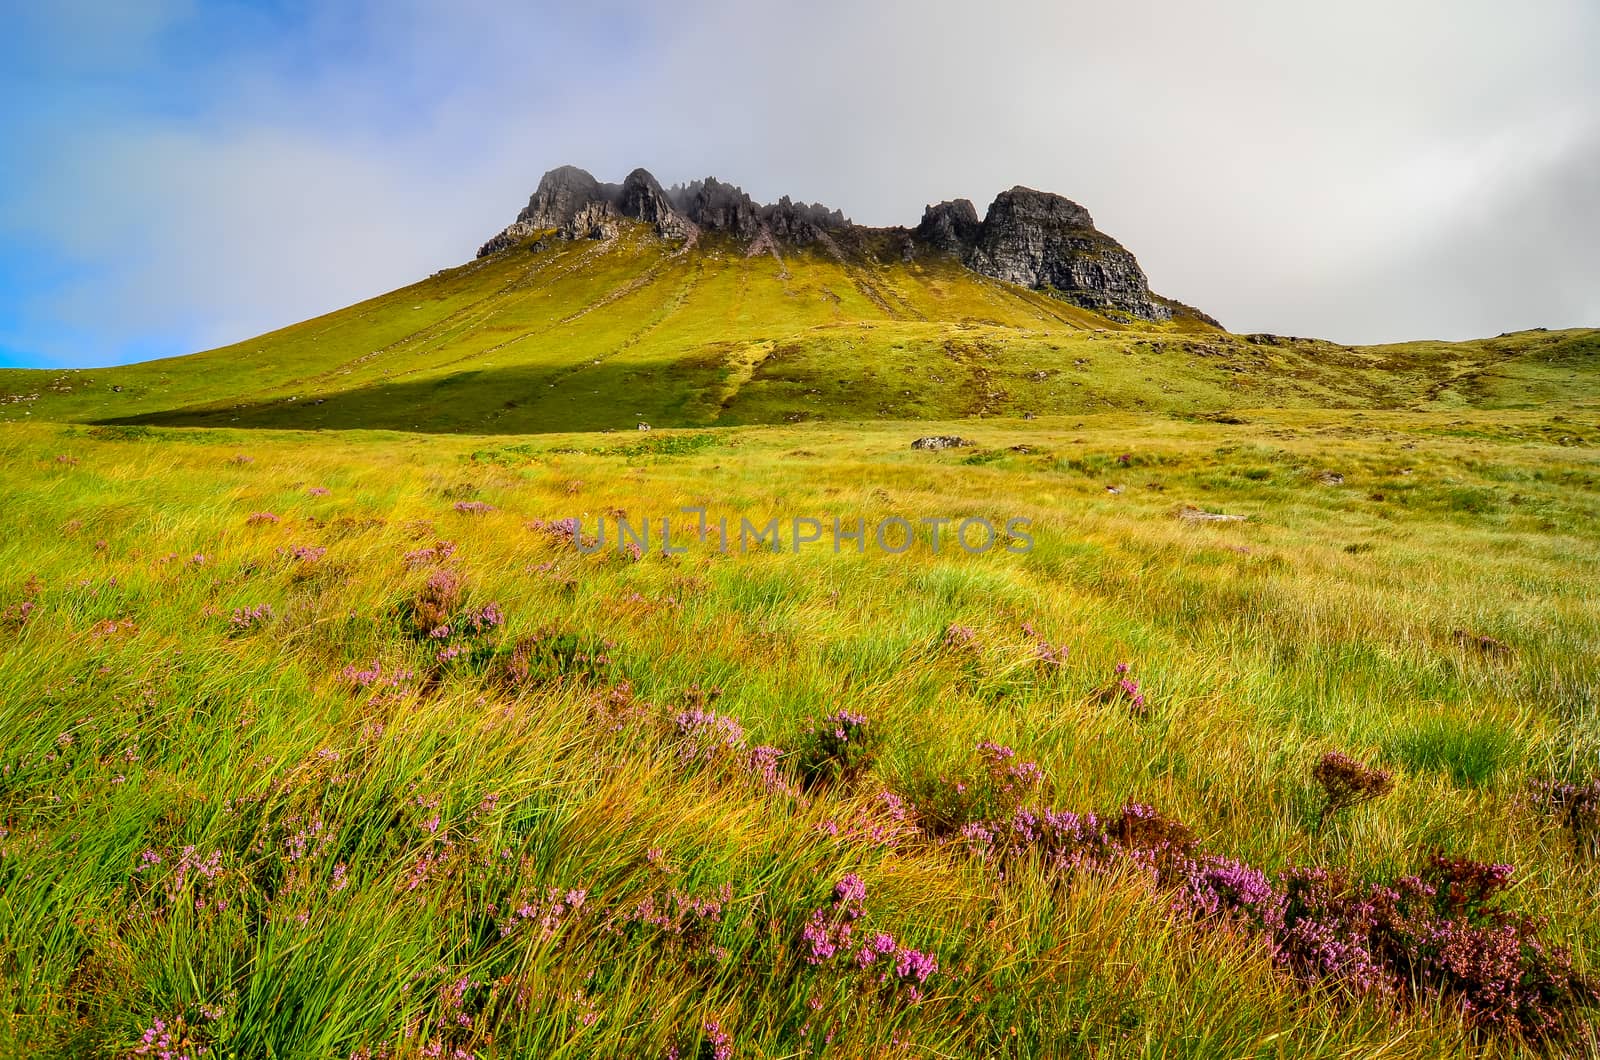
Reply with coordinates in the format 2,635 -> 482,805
3,0 -> 1597,368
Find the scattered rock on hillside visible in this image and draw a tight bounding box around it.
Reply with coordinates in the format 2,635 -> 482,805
910,435 -> 975,451
1317,471 -> 1345,485
1176,505 -> 1248,522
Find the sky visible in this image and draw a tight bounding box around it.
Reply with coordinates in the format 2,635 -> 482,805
2,0 -> 1597,368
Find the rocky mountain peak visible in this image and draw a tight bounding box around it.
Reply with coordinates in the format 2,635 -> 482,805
477,165 -> 1189,324
915,199 -> 982,255
515,166 -> 615,229
956,186 -> 1170,321
984,186 -> 1095,231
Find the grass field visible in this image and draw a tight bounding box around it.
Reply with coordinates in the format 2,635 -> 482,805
3,404 -> 1599,1057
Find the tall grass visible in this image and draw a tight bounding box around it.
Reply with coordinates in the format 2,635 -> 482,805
1,408 -> 1597,1057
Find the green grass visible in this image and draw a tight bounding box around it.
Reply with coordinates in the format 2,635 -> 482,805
2,407 -> 1599,1057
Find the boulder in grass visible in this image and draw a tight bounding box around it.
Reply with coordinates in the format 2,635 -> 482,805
1176,505 -> 1247,523
910,436 -> 974,451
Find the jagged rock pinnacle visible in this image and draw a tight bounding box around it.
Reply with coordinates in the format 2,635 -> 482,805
476,165 -> 1182,323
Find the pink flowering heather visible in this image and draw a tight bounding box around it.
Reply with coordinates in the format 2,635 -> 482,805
0,596 -> 37,631
403,540 -> 457,568
133,1016 -> 209,1059
942,623 -> 977,649
1021,621 -> 1069,668
308,486 -> 331,496
977,741 -> 1046,809
277,544 -> 327,564
912,744 -> 1596,1038
625,881 -> 733,954
340,660 -> 415,689
228,604 -> 274,633
404,568 -> 464,638
666,1020 -> 732,1060
453,500 -> 495,515
673,708 -> 747,767
816,790 -> 919,851
527,517 -> 590,549
1173,854 -> 1286,933
801,873 -> 939,1000
701,1020 -> 732,1060
1096,663 -> 1147,716
245,511 -> 280,526
792,709 -> 879,790
463,601 -> 504,633
744,744 -> 797,797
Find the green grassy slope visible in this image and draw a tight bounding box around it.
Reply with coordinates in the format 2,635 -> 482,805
3,223 -> 1595,433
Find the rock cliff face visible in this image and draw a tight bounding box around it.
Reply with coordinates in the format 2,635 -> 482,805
914,199 -> 982,256
960,188 -> 1170,321
478,165 -> 1184,323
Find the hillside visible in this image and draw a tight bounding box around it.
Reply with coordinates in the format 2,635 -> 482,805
2,166 -> 1595,434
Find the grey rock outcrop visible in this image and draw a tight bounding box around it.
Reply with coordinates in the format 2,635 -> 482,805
477,165 -> 689,250
915,199 -> 981,256
671,177 -> 762,238
516,165 -> 618,232
952,188 -> 1170,321
476,221 -> 547,258
475,165 -> 1193,325
619,168 -> 696,241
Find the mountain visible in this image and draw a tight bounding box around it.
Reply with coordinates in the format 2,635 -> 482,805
476,166 -> 1193,325
0,165 -> 1595,434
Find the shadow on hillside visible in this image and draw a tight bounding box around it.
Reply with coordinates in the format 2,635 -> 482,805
92,358 -> 739,435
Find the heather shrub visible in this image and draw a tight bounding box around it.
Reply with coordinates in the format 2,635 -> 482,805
399,568 -> 465,638
493,629 -> 615,689
789,709 -> 881,790
1,575 -> 41,631
902,741 -> 1047,837
800,873 -> 939,1002
1275,856 -> 1598,1039
396,569 -> 503,643
1312,751 -> 1394,827
1529,777 -> 1600,858
1092,662 -> 1148,717
227,604 -> 274,635
672,707 -> 747,772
